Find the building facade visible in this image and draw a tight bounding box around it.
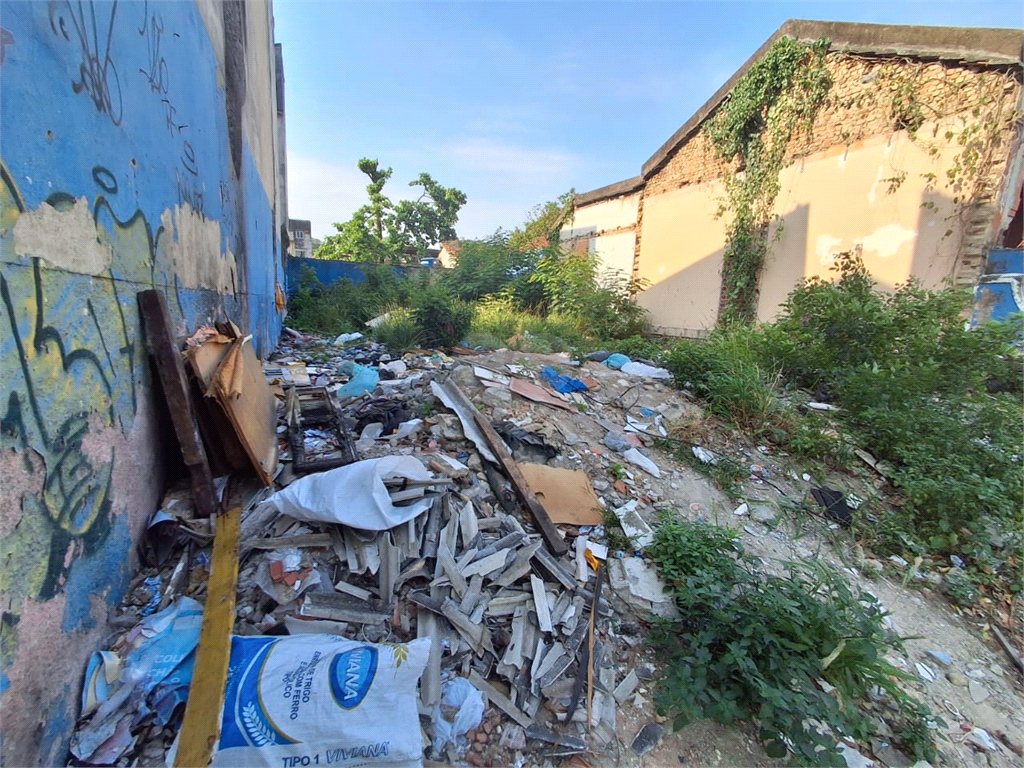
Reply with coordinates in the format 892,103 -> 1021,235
289,217 -> 313,258
0,1 -> 287,763
562,21 -> 1024,337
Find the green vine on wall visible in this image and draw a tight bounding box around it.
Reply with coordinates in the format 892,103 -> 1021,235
705,37 -> 832,325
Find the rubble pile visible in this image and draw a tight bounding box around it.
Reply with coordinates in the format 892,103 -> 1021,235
71,329 -> 689,767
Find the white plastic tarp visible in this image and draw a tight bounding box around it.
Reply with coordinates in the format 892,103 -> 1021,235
259,456 -> 433,531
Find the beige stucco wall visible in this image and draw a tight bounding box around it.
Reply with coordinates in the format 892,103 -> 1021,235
636,121 -> 971,334
635,180 -> 728,336
591,230 -> 638,277
758,117 -> 968,320
562,192 -> 640,239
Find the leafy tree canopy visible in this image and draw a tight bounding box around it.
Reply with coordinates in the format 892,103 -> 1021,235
315,159 -> 467,264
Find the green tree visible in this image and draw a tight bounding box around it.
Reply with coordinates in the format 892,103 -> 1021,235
508,190 -> 575,251
315,158 -> 467,264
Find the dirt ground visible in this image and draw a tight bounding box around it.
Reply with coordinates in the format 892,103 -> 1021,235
465,349 -> 1024,768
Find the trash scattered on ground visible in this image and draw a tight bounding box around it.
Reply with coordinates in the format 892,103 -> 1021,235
68,326 -> 1022,768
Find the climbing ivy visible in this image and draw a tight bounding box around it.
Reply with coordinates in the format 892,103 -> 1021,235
705,37 -> 832,325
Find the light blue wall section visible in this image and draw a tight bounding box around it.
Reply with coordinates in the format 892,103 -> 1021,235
0,1 -> 283,763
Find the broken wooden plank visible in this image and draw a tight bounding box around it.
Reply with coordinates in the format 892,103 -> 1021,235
468,670 -> 532,728
530,575 -> 553,633
137,290 -> 217,518
173,502 -> 241,767
468,406 -> 568,556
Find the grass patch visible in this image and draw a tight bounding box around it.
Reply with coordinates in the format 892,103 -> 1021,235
650,518 -> 941,766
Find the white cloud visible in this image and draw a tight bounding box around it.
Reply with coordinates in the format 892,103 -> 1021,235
443,138 -> 582,178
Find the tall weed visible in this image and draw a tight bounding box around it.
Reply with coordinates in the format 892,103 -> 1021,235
650,519 -> 940,766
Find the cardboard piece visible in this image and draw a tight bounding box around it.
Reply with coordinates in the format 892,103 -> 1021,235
509,377 -> 574,411
210,337 -> 279,486
517,463 -> 603,526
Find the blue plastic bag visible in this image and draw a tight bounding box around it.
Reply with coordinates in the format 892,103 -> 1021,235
540,366 -> 588,394
336,364 -> 379,397
605,353 -> 630,370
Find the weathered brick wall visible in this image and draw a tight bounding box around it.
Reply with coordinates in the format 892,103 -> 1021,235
641,52 -> 1021,285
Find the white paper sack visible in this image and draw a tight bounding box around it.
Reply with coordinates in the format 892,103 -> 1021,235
260,457 -> 433,530
211,635 -> 430,767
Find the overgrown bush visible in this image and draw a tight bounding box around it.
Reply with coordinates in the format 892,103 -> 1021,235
666,326 -> 780,436
767,255 -> 1023,584
412,285 -> 474,347
370,308 -> 423,354
665,254 -> 1023,596
650,519 -> 940,766
442,234 -> 538,302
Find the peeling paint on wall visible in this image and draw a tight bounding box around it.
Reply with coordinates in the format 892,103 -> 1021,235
160,203 -> 238,293
12,197 -> 113,275
0,1 -> 285,763
860,223 -> 917,260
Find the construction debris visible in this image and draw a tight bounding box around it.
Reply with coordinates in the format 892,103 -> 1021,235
71,331 -> 702,767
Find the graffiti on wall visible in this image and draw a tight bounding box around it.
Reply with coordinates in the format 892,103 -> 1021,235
1,166 -> 135,613
0,1 -> 281,760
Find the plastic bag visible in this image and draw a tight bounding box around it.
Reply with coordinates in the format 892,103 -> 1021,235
431,677 -> 485,757
259,456 -> 433,530
620,361 -> 672,380
604,353 -> 630,370
210,635 -> 430,767
337,364 -> 379,398
540,366 -> 588,394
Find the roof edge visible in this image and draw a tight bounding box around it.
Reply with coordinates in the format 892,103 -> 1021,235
640,19 -> 1024,179
573,176 -> 645,207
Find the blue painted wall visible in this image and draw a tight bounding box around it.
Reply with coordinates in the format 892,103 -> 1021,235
972,249 -> 1024,326
285,256 -> 431,297
0,1 -> 284,762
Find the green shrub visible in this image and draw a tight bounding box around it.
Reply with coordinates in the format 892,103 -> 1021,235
666,328 -> 780,436
371,308 -> 424,354
464,331 -> 502,350
650,519 -> 940,766
412,286 -> 474,347
763,255 -> 1023,584
599,335 -> 666,362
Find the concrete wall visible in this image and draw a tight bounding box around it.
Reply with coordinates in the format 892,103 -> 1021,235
635,181 -> 728,336
574,44 -> 1022,336
0,1 -> 285,763
561,192 -> 641,277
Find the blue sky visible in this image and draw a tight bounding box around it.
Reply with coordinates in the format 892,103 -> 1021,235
274,0 -> 1023,241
